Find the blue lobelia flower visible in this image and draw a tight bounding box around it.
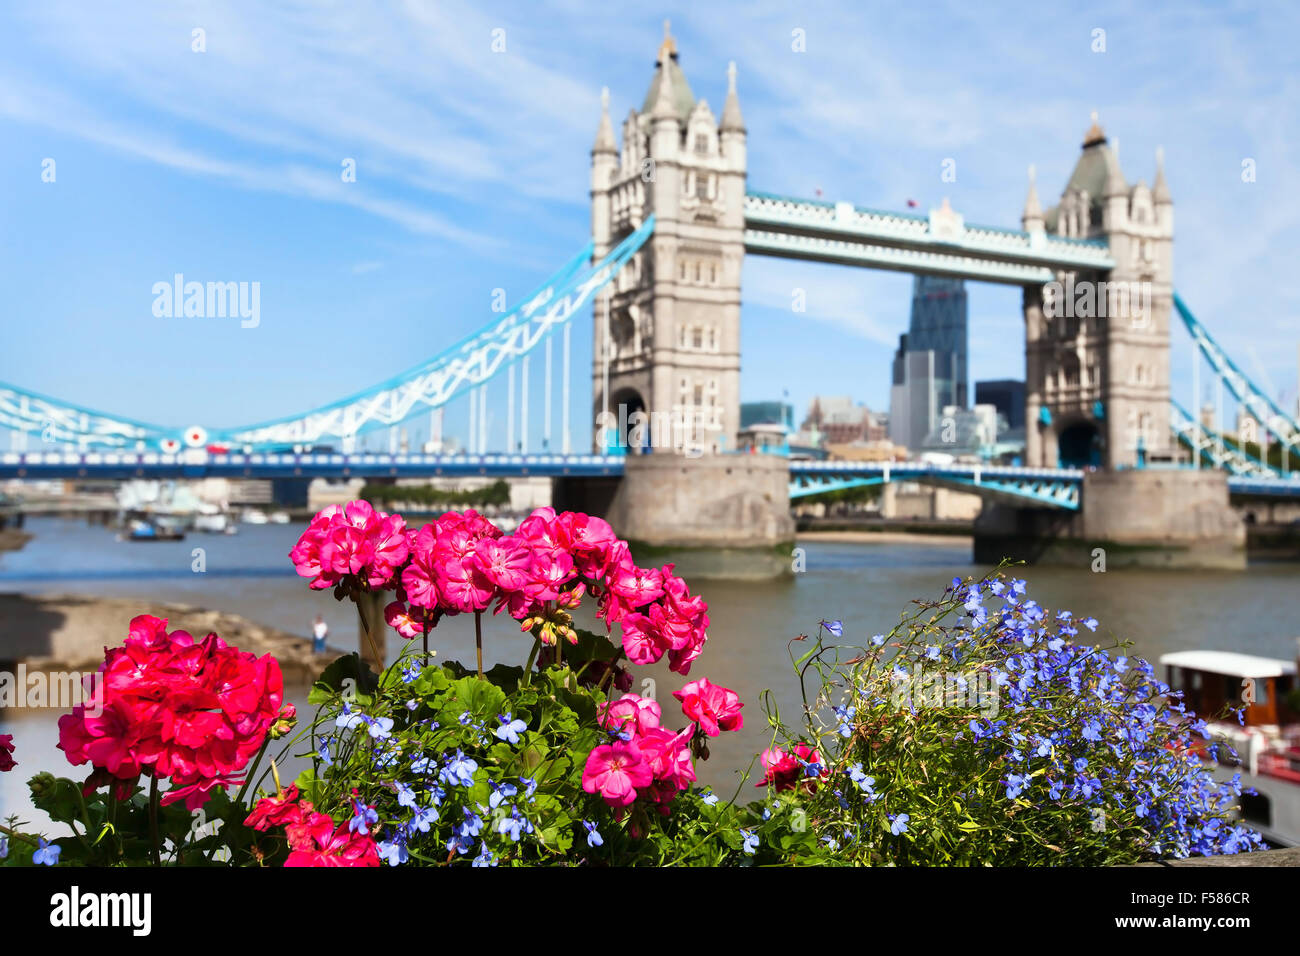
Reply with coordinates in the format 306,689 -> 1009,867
33,838 -> 61,866
819,619 -> 843,638
496,806 -> 534,843
367,716 -> 394,740
741,829 -> 759,855
410,753 -> 434,774
350,799 -> 379,835
396,782 -> 419,810
378,836 -> 409,866
459,806 -> 484,838
583,820 -> 604,847
1005,773 -> 1029,799
472,843 -> 498,867
494,713 -> 527,745
335,702 -> 366,731
700,788 -> 719,806
410,805 -> 439,833
488,780 -> 519,809
441,750 -> 479,788
0,836 -> 8,860
520,776 -> 538,801
889,813 -> 910,836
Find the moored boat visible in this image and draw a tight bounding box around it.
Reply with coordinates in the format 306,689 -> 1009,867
1160,648 -> 1300,846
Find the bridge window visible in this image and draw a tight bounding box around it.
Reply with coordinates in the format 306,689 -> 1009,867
692,328 -> 704,349
694,133 -> 709,155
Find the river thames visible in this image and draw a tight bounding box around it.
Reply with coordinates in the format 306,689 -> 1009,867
2,516 -> 1298,821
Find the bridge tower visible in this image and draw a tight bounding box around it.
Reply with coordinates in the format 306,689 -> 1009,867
1023,114 -> 1174,468
590,22 -> 746,454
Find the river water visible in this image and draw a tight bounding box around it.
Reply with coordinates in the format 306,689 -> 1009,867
2,516 -> 1297,826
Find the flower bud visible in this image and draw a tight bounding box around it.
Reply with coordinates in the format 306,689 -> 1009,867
270,703 -> 298,740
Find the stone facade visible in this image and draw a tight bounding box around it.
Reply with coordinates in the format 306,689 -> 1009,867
974,469 -> 1245,569
1023,116 -> 1174,468
590,26 -> 745,454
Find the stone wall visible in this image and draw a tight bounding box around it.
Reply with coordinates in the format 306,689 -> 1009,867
975,468 -> 1245,569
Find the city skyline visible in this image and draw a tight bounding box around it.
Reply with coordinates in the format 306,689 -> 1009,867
2,2 -> 1297,450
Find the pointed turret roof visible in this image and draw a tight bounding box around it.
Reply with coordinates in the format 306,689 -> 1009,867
1044,112 -> 1121,231
1103,134 -> 1127,198
593,86 -> 616,154
1152,146 -> 1171,203
641,20 -> 695,122
1022,165 -> 1043,226
721,60 -> 745,131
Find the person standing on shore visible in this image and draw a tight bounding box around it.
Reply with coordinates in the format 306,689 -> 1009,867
312,615 -> 328,654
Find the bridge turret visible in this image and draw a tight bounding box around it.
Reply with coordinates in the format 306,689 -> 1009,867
1025,113 -> 1175,470
591,87 -> 617,258
590,25 -> 745,455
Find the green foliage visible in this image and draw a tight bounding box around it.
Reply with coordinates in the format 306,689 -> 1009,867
359,480 -> 511,511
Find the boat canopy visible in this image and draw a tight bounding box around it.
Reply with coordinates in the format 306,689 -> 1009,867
1159,650 -> 1296,680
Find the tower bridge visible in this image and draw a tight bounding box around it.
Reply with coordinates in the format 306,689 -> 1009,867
3,25 -> 1298,570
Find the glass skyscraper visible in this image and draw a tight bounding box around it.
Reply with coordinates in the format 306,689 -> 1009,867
905,275 -> 968,408
888,275 -> 969,453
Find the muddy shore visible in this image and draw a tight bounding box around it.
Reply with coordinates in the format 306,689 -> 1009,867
0,592 -> 330,683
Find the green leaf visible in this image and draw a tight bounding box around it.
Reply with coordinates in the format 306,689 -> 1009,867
309,652 -> 379,706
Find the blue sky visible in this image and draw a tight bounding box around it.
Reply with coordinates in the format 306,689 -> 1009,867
2,1 -> 1297,451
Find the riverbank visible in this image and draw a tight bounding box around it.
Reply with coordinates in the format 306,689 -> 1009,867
798,529 -> 975,547
0,529 -> 32,554
0,592 -> 328,682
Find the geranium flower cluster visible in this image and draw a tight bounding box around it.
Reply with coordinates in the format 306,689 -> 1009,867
0,733 -> 15,772
289,499 -> 410,592
56,615 -> 285,809
583,680 -> 743,809
245,785 -> 380,867
290,503 -> 712,675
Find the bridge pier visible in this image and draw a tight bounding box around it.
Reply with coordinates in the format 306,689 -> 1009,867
974,469 -> 1245,570
557,454 -> 795,579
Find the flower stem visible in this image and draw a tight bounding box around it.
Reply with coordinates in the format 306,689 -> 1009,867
148,775 -> 161,867
475,611 -> 484,678
355,595 -> 385,672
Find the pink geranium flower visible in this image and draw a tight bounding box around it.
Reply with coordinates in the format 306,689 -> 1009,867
581,741 -> 653,807
674,678 -> 744,737
384,601 -> 425,639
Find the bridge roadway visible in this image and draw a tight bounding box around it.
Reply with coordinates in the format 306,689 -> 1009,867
3,451 -> 1299,506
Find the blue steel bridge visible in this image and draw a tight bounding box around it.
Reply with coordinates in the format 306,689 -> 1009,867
2,31 -> 1299,516
1,200 -> 1298,509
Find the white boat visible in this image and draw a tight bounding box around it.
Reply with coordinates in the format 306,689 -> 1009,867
269,511 -> 291,524
1160,648 -> 1300,847
193,512 -> 232,533
242,509 -> 269,525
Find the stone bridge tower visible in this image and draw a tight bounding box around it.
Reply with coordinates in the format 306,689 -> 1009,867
590,23 -> 746,454
1022,114 -> 1174,468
